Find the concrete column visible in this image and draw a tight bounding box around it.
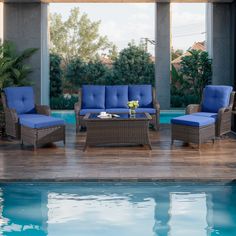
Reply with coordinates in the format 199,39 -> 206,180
3,3 -> 49,105
207,3 -> 233,86
155,3 -> 171,110
0,3 -> 3,42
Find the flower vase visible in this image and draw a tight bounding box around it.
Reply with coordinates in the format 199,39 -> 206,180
129,108 -> 136,118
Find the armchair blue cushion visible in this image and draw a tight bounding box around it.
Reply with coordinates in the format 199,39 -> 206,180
201,85 -> 233,113
82,85 -> 105,109
105,85 -> 128,109
128,85 -> 153,108
4,86 -> 36,114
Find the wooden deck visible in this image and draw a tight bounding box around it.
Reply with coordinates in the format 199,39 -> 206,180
0,124 -> 236,181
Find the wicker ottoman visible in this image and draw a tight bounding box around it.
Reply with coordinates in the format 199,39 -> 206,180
19,115 -> 65,150
171,114 -> 215,147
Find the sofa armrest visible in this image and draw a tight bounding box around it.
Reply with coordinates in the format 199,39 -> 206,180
4,108 -> 18,123
186,104 -> 201,114
36,105 -> 51,116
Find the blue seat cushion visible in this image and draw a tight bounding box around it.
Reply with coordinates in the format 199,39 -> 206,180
105,85 -> 128,109
128,85 -> 153,108
191,112 -> 218,121
19,114 -> 64,129
106,108 -> 129,113
80,109 -> 105,115
171,115 -> 215,127
201,85 -> 233,113
82,85 -> 105,109
4,86 -> 36,114
136,108 -> 156,114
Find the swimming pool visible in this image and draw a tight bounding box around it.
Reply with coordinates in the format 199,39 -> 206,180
52,110 -> 185,124
0,182 -> 236,235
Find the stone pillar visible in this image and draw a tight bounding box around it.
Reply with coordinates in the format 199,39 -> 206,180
155,3 -> 171,110
3,3 -> 49,105
207,3 -> 234,86
0,3 -> 3,42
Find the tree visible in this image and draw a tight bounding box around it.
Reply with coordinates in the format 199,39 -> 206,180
50,53 -> 63,98
180,49 -> 212,102
0,41 -> 37,89
50,7 -> 114,64
107,45 -> 118,61
112,43 -> 155,85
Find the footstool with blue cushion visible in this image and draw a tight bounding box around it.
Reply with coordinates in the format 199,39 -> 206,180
19,114 -> 65,150
171,114 -> 215,147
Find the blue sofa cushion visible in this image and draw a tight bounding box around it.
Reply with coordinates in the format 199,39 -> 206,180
82,85 -> 105,109
136,108 -> 156,114
80,109 -> 105,115
19,114 -> 64,129
191,112 -> 218,121
105,85 -> 128,109
106,108 -> 129,113
4,87 -> 36,114
201,85 -> 233,113
171,114 -> 215,127
128,85 -> 153,108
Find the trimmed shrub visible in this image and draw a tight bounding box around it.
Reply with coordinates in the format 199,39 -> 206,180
50,95 -> 78,110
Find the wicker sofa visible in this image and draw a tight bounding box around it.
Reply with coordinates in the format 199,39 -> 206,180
74,85 -> 160,132
2,86 -> 65,149
186,85 -> 235,137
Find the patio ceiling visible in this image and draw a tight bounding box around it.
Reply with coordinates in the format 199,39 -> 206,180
0,0 -> 234,3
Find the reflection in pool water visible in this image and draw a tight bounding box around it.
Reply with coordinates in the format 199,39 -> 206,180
0,182 -> 236,236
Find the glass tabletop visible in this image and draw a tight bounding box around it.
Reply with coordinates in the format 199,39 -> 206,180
85,113 -> 150,120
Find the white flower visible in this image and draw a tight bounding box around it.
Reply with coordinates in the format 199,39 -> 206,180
63,93 -> 72,99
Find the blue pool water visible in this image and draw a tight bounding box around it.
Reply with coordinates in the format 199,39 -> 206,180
52,110 -> 184,124
0,182 -> 236,236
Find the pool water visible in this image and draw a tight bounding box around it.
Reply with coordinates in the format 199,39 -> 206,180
0,182 -> 236,236
52,110 -> 184,124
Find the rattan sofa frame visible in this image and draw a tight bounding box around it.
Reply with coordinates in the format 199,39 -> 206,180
74,87 -> 160,133
186,91 -> 235,137
1,92 -> 65,150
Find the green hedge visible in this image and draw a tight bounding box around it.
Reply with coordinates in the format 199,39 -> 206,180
50,95 -> 78,110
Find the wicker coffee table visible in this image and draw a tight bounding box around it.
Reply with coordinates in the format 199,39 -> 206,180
83,113 -> 152,151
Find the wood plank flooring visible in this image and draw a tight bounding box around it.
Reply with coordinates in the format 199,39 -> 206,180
0,124 -> 236,181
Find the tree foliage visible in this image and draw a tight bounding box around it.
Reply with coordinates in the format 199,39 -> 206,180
50,53 -> 63,98
180,49 -> 212,102
0,41 -> 37,89
50,7 -> 113,63
112,44 -> 155,85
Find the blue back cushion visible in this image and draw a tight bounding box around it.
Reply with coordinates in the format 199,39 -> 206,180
4,86 -> 36,114
105,85 -> 128,108
82,85 -> 105,109
201,85 -> 233,113
128,85 -> 153,108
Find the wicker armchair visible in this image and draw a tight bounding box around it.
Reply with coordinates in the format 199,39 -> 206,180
186,85 -> 235,137
1,86 -> 65,150
74,85 -> 160,132
1,92 -> 51,139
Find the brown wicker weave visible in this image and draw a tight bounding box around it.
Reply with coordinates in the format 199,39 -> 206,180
186,91 -> 235,137
0,111 -> 5,137
83,112 -> 152,151
171,123 -> 215,147
21,125 -> 65,150
1,92 -> 65,150
74,87 -> 160,133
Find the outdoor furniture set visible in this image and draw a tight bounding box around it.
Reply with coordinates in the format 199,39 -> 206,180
1,87 -> 65,150
1,85 -> 235,150
171,85 -> 235,147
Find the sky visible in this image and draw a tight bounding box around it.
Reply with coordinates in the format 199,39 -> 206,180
49,3 -> 206,56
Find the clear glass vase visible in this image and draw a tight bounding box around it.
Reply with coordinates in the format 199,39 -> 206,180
129,108 -> 136,118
